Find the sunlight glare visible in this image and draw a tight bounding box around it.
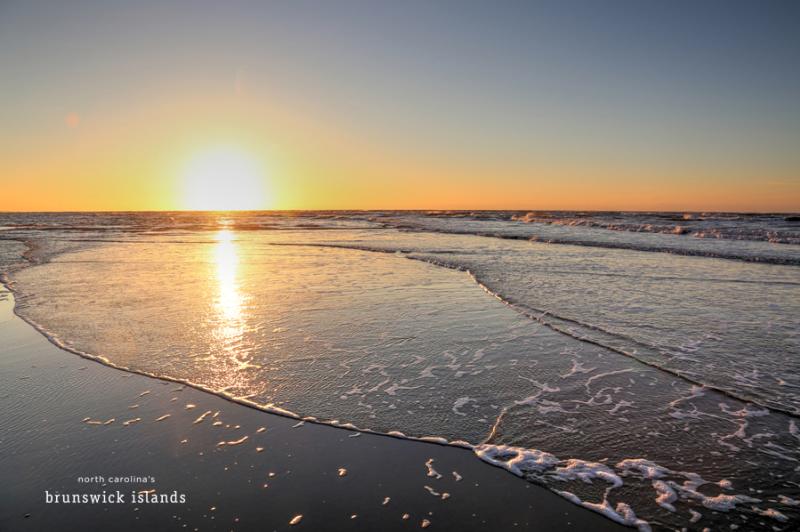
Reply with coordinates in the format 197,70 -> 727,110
214,228 -> 243,325
182,146 -> 268,211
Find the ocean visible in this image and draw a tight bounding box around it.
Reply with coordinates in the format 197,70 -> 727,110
1,210 -> 798,530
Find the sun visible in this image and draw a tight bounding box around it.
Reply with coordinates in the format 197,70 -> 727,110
182,146 -> 269,211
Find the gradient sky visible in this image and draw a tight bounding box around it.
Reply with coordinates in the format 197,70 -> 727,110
1,0 -> 798,211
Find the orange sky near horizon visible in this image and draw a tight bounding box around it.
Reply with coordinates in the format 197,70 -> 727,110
2,88 -> 796,213
3,105 -> 795,213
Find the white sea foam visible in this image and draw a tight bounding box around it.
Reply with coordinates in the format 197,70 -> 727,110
425,458 -> 442,479
750,506 -> 788,522
476,444 -> 773,527
4,213 -> 799,531
560,359 -> 596,379
651,480 -> 677,512
474,444 -> 560,476
452,397 -> 476,416
617,458 -> 762,513
582,500 -> 651,532
193,410 -> 212,424
423,485 -> 440,497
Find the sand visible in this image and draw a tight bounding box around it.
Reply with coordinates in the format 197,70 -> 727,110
0,286 -> 625,531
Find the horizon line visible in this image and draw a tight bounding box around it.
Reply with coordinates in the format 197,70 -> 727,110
1,208 -> 799,215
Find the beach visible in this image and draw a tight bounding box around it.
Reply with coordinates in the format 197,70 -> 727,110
0,284 -> 625,531
1,211 -> 799,531
3,1 -> 800,529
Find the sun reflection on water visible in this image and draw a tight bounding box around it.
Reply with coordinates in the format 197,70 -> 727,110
214,228 -> 243,325
209,227 -> 258,380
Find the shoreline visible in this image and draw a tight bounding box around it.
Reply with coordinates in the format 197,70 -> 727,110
0,285 -> 627,531
0,273 -> 476,445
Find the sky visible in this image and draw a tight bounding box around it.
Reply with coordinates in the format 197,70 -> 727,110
1,0 -> 798,211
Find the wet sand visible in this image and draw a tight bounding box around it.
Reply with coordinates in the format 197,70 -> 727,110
0,286 -> 626,531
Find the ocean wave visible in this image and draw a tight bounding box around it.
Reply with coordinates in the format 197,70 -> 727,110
270,241 -> 800,418
2,275 -> 797,532
3,211 -> 798,263
376,217 -> 800,265
508,211 -> 800,245
2,220 -> 799,531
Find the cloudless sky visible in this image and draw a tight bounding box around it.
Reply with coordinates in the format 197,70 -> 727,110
1,0 -> 798,211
